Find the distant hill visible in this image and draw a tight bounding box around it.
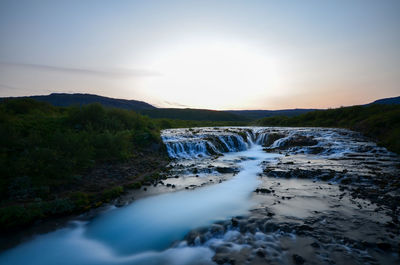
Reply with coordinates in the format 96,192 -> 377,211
369,96 -> 400,105
1,93 -> 156,111
225,109 -> 318,120
2,93 -> 398,121
140,108 -> 249,121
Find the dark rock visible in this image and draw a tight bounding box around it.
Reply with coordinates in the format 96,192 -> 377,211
213,254 -> 235,265
216,167 -> 237,174
255,188 -> 272,193
282,135 -> 318,148
377,242 -> 391,251
267,211 -> 275,217
311,242 -> 320,248
308,146 -> 324,154
231,218 -> 239,227
210,224 -> 225,234
263,133 -> 286,146
263,222 -> 278,232
255,248 -> 266,257
292,254 -> 305,265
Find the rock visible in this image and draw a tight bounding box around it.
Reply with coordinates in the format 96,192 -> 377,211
267,211 -> 275,217
292,254 -> 305,265
216,167 -> 237,173
263,222 -> 278,232
377,242 -> 391,251
210,224 -> 225,234
311,242 -> 320,248
255,188 -> 272,193
308,146 -> 324,154
281,135 -> 318,148
298,224 -> 313,232
215,246 -> 230,254
213,254 -> 235,265
263,133 -> 286,146
231,218 -> 239,227
255,248 -> 266,257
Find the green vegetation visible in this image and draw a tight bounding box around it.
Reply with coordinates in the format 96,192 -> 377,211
0,99 -> 165,231
255,104 -> 400,154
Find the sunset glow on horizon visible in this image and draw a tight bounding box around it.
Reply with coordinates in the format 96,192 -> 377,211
0,0 -> 399,110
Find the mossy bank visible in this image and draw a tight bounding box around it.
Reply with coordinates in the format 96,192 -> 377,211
0,99 -> 170,232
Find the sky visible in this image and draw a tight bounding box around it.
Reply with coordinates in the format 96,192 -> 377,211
0,0 -> 399,110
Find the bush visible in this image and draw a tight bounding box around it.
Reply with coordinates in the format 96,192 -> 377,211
101,186 -> 124,201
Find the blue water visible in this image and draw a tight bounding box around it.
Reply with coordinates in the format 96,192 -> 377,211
0,146 -> 279,265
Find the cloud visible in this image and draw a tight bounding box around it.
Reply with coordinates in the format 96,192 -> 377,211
0,62 -> 161,78
162,100 -> 190,108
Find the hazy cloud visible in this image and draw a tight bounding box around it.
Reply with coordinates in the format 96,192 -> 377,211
162,100 -> 191,108
0,62 -> 161,78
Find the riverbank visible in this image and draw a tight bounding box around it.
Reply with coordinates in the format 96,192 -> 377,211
0,99 -> 170,232
254,104 -> 400,155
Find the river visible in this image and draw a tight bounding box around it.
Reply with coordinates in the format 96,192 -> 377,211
0,127 -> 399,265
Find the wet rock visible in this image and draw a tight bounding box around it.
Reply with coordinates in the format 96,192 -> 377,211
263,133 -> 286,146
377,242 -> 391,251
311,242 -> 320,248
255,188 -> 272,194
213,254 -> 235,265
308,146 -> 324,154
255,248 -> 266,257
210,224 -> 225,234
216,167 -> 237,174
282,135 -> 318,148
263,222 -> 279,232
266,211 -> 275,217
231,218 -> 239,227
215,245 -> 230,254
292,254 -> 305,265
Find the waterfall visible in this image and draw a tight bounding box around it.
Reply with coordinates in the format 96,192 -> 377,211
162,128 -> 281,159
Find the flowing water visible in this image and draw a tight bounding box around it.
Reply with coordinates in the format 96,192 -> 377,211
0,127 -> 399,265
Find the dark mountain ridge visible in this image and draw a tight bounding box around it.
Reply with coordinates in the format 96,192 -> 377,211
226,109 -> 318,120
1,93 -> 156,111
369,95 -> 400,105
1,93 -> 398,121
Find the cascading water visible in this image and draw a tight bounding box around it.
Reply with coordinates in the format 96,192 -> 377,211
162,128 -> 267,159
